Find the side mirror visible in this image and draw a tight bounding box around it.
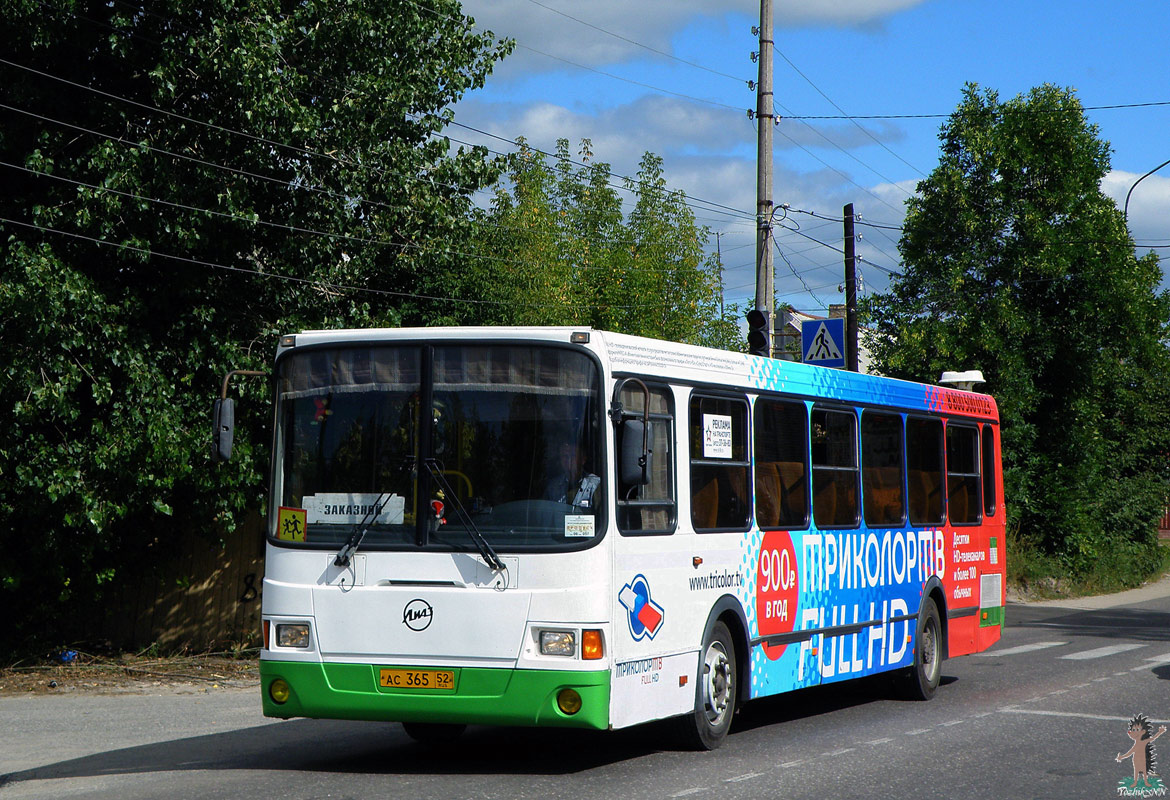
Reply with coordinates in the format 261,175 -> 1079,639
212,397 -> 235,462
620,419 -> 652,486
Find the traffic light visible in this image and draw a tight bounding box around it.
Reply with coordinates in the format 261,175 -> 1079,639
746,309 -> 770,357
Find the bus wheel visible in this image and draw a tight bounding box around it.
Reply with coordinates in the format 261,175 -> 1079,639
402,721 -> 466,744
677,620 -> 737,750
898,598 -> 942,701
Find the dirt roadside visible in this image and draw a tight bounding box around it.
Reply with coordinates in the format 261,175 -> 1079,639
0,652 -> 259,696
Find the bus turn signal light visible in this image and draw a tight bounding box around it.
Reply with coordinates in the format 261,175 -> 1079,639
582,629 -> 603,660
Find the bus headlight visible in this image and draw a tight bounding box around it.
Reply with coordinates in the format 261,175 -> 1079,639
540,630 -> 576,657
276,623 -> 311,648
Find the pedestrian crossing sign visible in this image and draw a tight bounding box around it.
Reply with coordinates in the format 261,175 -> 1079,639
801,318 -> 846,368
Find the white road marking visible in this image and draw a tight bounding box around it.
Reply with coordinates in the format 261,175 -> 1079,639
671,788 -> 707,798
724,773 -> 764,783
1059,643 -> 1146,660
976,641 -> 1067,657
1001,708 -> 1169,724
779,760 -> 806,768
865,737 -> 893,745
906,728 -> 932,735
1132,653 -> 1170,671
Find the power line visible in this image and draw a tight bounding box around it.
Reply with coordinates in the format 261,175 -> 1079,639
783,99 -> 1170,120
773,46 -> 925,178
0,215 -> 685,312
520,0 -> 750,85
3,159 -> 718,278
1,52 -> 759,231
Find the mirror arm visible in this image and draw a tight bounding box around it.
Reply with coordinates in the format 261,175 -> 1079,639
221,370 -> 266,400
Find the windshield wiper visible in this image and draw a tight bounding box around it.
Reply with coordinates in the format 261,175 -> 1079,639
333,490 -> 391,568
333,457 -> 415,568
423,458 -> 505,572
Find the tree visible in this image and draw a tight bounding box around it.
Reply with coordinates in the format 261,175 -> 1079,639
863,84 -> 1170,587
0,0 -> 510,646
475,139 -> 742,349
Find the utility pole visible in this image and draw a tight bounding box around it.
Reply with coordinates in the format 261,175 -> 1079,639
843,202 -> 858,372
754,0 -> 774,355
716,231 -> 724,318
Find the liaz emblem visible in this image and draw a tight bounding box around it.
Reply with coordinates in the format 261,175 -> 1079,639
402,599 -> 433,631
619,574 -> 664,641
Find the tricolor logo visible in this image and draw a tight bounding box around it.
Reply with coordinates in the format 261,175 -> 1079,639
619,574 -> 664,641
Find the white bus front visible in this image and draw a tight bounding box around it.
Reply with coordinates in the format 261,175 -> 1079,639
259,332 -> 612,734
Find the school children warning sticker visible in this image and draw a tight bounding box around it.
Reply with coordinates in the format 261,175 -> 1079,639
276,506 -> 307,542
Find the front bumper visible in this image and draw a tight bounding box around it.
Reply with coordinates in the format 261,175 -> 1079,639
260,659 -> 610,730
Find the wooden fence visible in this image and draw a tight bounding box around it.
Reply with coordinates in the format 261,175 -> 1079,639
93,513 -> 266,652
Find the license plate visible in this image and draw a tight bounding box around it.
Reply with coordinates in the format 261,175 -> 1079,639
379,668 -> 455,691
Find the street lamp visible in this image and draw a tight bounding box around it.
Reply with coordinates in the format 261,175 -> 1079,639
1123,157 -> 1170,220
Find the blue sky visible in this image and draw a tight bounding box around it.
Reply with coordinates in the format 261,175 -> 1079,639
453,0 -> 1170,314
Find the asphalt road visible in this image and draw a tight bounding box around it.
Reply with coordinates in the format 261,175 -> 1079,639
4,581 -> 1170,800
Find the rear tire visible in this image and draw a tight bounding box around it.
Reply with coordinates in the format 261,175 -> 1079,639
675,620 -> 737,750
898,597 -> 942,700
402,721 -> 466,744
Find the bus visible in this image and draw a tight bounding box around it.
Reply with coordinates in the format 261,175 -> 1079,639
217,326 -> 1005,749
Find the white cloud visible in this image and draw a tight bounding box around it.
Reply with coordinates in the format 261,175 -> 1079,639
462,0 -> 930,77
1102,170 -> 1170,253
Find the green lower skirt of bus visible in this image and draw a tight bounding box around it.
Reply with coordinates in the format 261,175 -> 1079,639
261,659 -> 610,730
980,606 -> 1004,627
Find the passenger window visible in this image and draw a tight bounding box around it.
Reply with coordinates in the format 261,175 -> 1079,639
753,398 -> 809,530
946,424 -> 981,525
862,412 -> 905,527
617,383 -> 676,535
689,395 -> 751,531
906,417 -> 945,525
982,425 -> 997,518
811,409 -> 858,528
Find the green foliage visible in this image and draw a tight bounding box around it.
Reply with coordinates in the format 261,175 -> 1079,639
863,84 -> 1170,587
470,138 -> 744,349
0,0 -> 510,646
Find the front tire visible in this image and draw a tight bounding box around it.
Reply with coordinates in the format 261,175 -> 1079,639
898,597 -> 942,700
676,620 -> 737,750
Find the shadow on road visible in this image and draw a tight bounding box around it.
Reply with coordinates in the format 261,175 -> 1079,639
1006,605 -> 1170,643
0,718 -> 662,788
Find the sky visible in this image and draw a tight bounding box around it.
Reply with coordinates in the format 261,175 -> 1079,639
449,0 -> 1170,315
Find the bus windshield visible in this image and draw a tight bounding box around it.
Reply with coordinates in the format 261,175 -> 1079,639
274,343 -> 604,551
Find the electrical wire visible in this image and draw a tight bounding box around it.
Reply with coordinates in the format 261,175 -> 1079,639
520,0 -> 750,85
0,214 -> 692,312
773,46 -> 925,178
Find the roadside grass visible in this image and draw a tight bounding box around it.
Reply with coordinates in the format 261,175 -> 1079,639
1008,533 -> 1170,600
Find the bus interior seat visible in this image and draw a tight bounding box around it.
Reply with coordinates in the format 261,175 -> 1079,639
755,462 -> 782,527
693,478 -> 719,529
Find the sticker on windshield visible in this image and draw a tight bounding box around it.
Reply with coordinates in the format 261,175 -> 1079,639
304,493 -> 404,525
564,514 -> 595,538
277,506 -> 307,542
